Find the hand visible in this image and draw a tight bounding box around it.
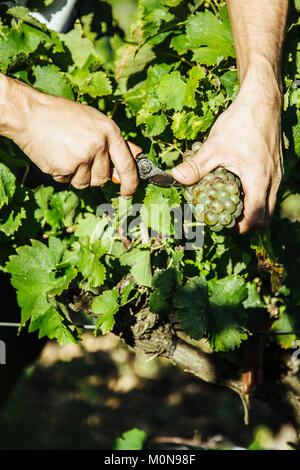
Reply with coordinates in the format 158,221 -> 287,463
172,77 -> 283,234
1,75 -> 138,198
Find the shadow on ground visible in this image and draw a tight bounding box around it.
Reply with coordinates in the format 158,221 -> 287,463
0,333 -> 297,450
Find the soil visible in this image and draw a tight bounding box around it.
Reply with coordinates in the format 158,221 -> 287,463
0,332 -> 297,450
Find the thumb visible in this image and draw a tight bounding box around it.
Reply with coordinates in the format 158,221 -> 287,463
172,145 -> 214,185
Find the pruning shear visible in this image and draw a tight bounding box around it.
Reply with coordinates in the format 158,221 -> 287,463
111,142 -> 182,188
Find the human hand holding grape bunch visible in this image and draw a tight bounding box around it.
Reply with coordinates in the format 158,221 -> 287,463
172,74 -> 283,234
183,142 -> 244,233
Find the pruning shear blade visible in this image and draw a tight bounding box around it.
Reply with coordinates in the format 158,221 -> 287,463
135,154 -> 182,188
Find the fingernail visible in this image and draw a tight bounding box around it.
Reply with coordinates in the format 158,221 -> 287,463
173,165 -> 189,180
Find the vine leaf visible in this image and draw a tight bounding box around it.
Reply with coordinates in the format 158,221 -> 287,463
140,184 -> 181,235
186,8 -> 235,66
271,305 -> 300,349
208,276 -> 249,351
173,275 -> 249,351
7,6 -> 48,31
173,275 -> 209,339
0,163 -> 16,209
114,428 -> 148,451
120,247 -> 152,287
92,289 -> 119,334
68,237 -> 107,290
149,267 -> 182,314
5,238 -> 77,343
33,64 -> 75,100
156,71 -> 187,112
61,23 -> 95,68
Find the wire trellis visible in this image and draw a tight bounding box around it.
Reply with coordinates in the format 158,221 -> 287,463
0,322 -> 300,336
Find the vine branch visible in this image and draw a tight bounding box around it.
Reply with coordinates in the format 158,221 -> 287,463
67,287 -> 300,443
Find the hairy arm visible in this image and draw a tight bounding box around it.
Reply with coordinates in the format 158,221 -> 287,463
0,72 -> 138,197
172,0 -> 289,233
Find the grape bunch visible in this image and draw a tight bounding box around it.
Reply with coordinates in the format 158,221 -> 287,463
183,142 -> 244,232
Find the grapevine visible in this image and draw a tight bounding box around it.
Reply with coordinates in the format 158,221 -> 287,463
0,0 -> 299,441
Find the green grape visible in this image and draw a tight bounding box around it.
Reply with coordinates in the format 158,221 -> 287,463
193,204 -> 205,222
207,187 -> 218,199
218,211 -> 232,226
226,219 -> 236,228
218,189 -> 230,200
214,180 -> 226,191
223,199 -> 236,213
210,222 -> 224,232
209,199 -> 224,214
213,167 -> 227,176
234,176 -> 241,187
232,201 -> 243,218
192,181 -> 204,192
183,150 -> 194,161
213,168 -> 228,182
204,211 -> 219,226
230,194 -> 240,205
226,180 -> 239,195
202,173 -> 215,183
193,189 -> 209,203
184,187 -> 194,202
191,141 -> 202,152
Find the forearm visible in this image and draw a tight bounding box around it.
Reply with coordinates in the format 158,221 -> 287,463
0,72 -> 31,140
226,0 -> 289,94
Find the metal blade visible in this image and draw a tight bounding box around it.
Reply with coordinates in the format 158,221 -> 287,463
145,172 -> 182,188
136,154 -> 183,188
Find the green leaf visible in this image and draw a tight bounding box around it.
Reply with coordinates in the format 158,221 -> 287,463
293,109 -> 300,157
29,305 -> 76,344
7,6 -> 47,31
5,238 -> 77,340
185,66 -> 206,108
69,56 -> 112,98
34,189 -> 80,233
243,282 -> 264,309
69,238 -> 106,290
149,267 -> 182,314
272,305 -> 298,349
74,213 -> 108,244
208,276 -> 249,351
156,71 -> 186,112
171,108 -> 214,140
61,23 -> 96,68
116,43 -> 155,80
173,276 -> 209,339
140,184 -> 181,235
33,64 -> 74,100
0,206 -> 26,236
145,63 -> 174,90
170,34 -> 188,55
139,0 -> 174,39
114,428 -> 148,451
120,247 -> 152,287
0,163 -> 16,209
92,289 -> 119,334
220,70 -> 239,99
0,23 -> 53,73
120,280 -> 136,305
137,110 -> 168,137
186,8 -> 235,66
